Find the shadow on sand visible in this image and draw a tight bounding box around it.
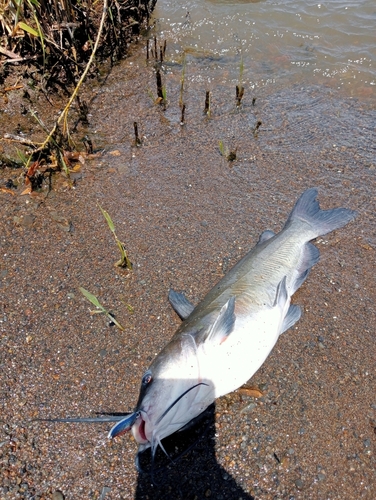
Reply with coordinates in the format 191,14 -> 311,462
134,404 -> 254,500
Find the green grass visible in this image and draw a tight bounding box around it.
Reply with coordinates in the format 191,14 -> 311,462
79,287 -> 125,331
98,204 -> 133,270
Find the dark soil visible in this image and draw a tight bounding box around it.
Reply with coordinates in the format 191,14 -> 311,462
1,39 -> 375,500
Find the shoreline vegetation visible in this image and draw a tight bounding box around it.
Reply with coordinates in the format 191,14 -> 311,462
0,0 -> 156,185
0,0 -> 156,83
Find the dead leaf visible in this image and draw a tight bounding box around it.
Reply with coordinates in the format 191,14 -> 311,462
26,160 -> 39,178
20,185 -> 32,196
64,151 -> 82,160
109,150 -> 121,156
359,243 -> 374,251
0,187 -> 16,195
238,385 -> 264,398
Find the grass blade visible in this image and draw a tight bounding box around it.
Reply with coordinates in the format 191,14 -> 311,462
79,287 -> 105,311
98,204 -> 116,233
17,21 -> 39,37
79,287 -> 125,331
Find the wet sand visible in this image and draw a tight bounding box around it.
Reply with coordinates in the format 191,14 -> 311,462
1,41 -> 375,499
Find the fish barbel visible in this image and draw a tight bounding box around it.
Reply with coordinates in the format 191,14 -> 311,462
52,189 -> 356,458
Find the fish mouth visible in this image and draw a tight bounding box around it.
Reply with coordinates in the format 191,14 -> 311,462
108,411 -> 150,445
132,413 -> 149,444
107,411 -> 139,439
109,383 -> 211,446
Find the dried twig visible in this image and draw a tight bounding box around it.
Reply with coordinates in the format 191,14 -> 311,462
37,0 -> 109,151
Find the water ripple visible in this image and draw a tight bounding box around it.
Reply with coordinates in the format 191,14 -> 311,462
154,0 -> 376,98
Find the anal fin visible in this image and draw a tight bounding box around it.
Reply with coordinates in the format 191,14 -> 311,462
291,242 -> 320,294
281,304 -> 301,334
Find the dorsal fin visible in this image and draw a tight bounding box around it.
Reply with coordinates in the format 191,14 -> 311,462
168,289 -> 195,320
257,229 -> 275,245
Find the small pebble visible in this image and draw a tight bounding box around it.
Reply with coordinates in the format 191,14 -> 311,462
52,491 -> 65,500
240,402 -> 257,413
295,479 -> 304,489
99,486 -> 111,499
21,214 -> 34,228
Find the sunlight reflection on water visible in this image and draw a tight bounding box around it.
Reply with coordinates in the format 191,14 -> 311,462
153,0 -> 376,98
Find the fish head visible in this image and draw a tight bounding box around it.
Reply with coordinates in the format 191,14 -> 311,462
108,336 -> 215,455
108,298 -> 237,454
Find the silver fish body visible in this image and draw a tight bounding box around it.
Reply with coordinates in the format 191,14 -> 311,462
109,188 -> 356,455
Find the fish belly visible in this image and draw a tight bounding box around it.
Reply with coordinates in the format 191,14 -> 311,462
200,305 -> 285,398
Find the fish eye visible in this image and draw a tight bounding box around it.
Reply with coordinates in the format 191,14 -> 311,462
142,371 -> 152,386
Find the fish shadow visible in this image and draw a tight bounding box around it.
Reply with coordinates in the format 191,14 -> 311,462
135,403 -> 254,500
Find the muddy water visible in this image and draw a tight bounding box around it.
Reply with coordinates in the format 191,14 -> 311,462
153,0 -> 376,98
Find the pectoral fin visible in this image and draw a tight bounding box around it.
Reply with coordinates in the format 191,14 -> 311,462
274,277 -> 302,334
168,289 -> 195,320
204,296 -> 236,345
273,276 -> 288,307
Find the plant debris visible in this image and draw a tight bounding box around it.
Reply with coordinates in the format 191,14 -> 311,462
98,205 -> 133,270
253,120 -> 262,137
79,287 -> 124,331
0,0 -> 157,89
204,90 -> 211,116
0,0 -> 157,192
219,140 -> 237,163
237,385 -> 264,398
236,85 -> 245,107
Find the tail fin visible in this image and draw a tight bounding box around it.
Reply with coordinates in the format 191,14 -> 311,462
286,188 -> 357,238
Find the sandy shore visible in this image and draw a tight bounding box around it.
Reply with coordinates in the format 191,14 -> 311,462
1,41 -> 375,499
